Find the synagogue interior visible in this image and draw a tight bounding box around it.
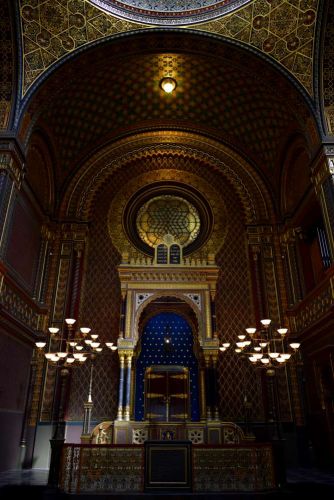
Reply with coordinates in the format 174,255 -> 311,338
1,0 -> 334,496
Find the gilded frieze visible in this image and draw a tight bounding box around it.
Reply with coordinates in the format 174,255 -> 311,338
0,280 -> 44,330
290,275 -> 334,332
19,0 -> 318,96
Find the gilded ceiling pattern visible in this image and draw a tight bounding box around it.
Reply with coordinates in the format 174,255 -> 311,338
89,0 -> 252,24
322,1 -> 334,134
32,50 -> 303,178
0,0 -> 14,129
20,0 -> 318,96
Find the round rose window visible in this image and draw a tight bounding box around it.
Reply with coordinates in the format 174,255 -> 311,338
136,195 -> 201,247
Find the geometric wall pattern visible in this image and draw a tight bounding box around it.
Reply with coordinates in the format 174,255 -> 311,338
215,176 -> 264,421
19,0 -> 318,96
67,179 -> 122,421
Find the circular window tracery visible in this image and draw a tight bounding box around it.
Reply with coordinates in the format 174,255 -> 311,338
122,182 -> 213,257
136,195 -> 201,248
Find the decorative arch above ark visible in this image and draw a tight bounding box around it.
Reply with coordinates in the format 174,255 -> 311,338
135,293 -> 202,346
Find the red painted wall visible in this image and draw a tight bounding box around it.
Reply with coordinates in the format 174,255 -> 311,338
5,195 -> 41,292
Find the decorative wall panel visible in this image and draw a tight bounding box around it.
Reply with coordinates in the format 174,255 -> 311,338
0,280 -> 42,330
67,180 -> 121,421
5,195 -> 41,293
67,152 -> 263,421
215,183 -> 264,421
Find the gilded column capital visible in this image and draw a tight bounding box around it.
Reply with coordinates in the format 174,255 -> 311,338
0,140 -> 25,188
126,353 -> 133,363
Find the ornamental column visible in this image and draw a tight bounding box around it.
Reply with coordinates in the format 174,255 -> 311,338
204,353 -> 220,421
119,292 -> 127,339
124,353 -> 133,421
117,354 -> 125,421
199,362 -> 207,421
211,353 -> 220,420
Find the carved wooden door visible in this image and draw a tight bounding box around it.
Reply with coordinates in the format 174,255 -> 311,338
145,366 -> 189,422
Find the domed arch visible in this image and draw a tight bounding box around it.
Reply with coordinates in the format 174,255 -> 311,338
280,133 -> 313,217
25,128 -> 56,213
60,132 -> 272,226
18,30 -> 320,200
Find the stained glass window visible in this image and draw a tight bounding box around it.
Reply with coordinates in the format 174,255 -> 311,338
136,195 -> 201,248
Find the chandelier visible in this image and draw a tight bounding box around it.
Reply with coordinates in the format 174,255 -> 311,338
220,318 -> 300,374
35,318 -> 117,365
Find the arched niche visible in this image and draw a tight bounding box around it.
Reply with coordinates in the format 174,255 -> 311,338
280,135 -> 312,217
134,292 -> 202,346
134,310 -> 201,422
25,129 -> 55,213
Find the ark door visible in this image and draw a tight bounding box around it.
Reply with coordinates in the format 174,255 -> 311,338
145,366 -> 189,422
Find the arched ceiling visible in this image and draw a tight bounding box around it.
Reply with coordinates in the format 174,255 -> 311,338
0,0 -> 15,130
22,31 -> 320,200
61,132 -> 270,223
18,0 -> 319,96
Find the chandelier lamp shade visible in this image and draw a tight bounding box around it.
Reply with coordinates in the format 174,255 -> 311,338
220,318 -> 300,373
35,318 -> 117,365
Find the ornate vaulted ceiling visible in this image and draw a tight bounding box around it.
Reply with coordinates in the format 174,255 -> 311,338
22,31 -> 319,196
19,0 -> 319,96
88,0 -> 253,24
3,0 -> 328,221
